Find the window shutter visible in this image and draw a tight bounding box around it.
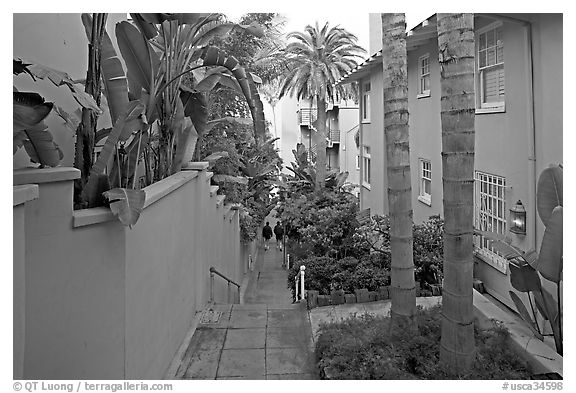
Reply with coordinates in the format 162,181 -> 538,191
483,65 -> 505,103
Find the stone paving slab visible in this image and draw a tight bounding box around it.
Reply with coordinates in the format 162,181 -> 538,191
224,328 -> 266,349
217,348 -> 265,378
229,309 -> 268,328
172,212 -> 318,380
267,309 -> 305,328
266,327 -> 303,348
266,347 -> 313,375
181,348 -> 220,379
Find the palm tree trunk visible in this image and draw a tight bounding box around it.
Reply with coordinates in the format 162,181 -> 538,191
381,13 -> 416,332
315,95 -> 327,189
437,13 -> 476,373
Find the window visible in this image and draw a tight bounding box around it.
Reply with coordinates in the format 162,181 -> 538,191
473,171 -> 508,273
418,54 -> 431,98
418,159 -> 432,205
476,23 -> 505,112
362,82 -> 371,122
362,146 -> 371,187
356,155 -> 360,170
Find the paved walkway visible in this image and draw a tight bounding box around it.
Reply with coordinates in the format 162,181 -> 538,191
172,216 -> 317,380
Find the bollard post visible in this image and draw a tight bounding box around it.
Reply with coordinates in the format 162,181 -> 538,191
209,271 -> 214,303
300,265 -> 306,301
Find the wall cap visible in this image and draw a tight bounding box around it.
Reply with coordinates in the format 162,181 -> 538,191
13,167 -> 80,185
183,162 -> 209,171
473,289 -> 562,376
13,184 -> 39,206
73,170 -> 199,228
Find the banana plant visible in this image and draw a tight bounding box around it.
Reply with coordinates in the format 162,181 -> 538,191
78,13 -> 266,226
481,164 -> 563,354
13,59 -> 101,168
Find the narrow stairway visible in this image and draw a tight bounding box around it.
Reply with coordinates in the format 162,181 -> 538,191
171,216 -> 318,380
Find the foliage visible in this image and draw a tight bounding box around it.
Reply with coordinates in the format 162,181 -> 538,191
277,186 -> 359,259
13,59 -> 101,167
354,215 -> 444,289
482,164 -> 563,354
315,306 -> 531,379
412,215 -> 444,288
47,13 -> 267,226
287,253 -> 390,297
13,91 -> 63,167
198,118 -> 281,242
278,22 -> 365,189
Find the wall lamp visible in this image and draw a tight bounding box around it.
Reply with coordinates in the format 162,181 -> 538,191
509,200 -> 526,235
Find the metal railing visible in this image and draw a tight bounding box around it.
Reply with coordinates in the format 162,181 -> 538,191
298,108 -> 318,126
209,267 -> 240,304
294,265 -> 306,302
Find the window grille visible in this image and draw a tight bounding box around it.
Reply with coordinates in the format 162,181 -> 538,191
473,171 -> 508,273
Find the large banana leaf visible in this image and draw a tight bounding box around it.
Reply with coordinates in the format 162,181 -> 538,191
197,46 -> 266,142
25,63 -> 101,113
532,206 -> 563,283
13,91 -> 53,131
170,99 -> 198,174
179,86 -> 208,137
116,21 -> 160,97
509,291 -> 543,340
537,165 -> 562,226
22,129 -> 63,167
82,101 -> 146,206
13,91 -> 63,167
103,187 -> 145,228
537,286 -> 563,355
509,260 -> 542,293
81,14 -> 128,125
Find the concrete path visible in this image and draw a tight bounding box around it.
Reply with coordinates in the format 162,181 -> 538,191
172,216 -> 318,380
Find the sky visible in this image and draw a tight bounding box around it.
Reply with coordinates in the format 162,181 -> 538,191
225,10 -> 433,57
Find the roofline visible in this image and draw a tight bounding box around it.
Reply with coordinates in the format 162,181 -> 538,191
337,13 -> 437,85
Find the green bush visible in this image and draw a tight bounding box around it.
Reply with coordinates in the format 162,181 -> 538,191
354,215 -> 444,289
288,254 -> 391,296
315,305 -> 532,379
278,189 -> 360,259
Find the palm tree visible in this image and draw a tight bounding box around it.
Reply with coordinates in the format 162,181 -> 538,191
278,22 -> 365,189
380,13 -> 416,332
436,13 -> 476,373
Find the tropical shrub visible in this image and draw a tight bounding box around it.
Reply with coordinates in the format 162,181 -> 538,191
288,253 -> 391,296
278,186 -> 359,259
354,214 -> 444,289
315,305 -> 532,379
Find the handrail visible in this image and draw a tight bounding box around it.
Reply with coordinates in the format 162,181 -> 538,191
209,267 -> 240,288
209,266 -> 241,304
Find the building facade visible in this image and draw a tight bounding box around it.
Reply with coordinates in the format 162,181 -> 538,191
340,13 -> 563,309
278,97 -> 361,193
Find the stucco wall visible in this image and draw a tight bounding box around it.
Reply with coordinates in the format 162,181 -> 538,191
407,40 -> 443,223
278,96 -> 299,172
361,14 -> 562,312
14,165 -> 242,379
13,185 -> 39,379
360,71 -> 387,216
338,106 -> 361,192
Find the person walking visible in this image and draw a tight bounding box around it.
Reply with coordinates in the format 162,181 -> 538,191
274,222 -> 284,251
262,222 -> 273,251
